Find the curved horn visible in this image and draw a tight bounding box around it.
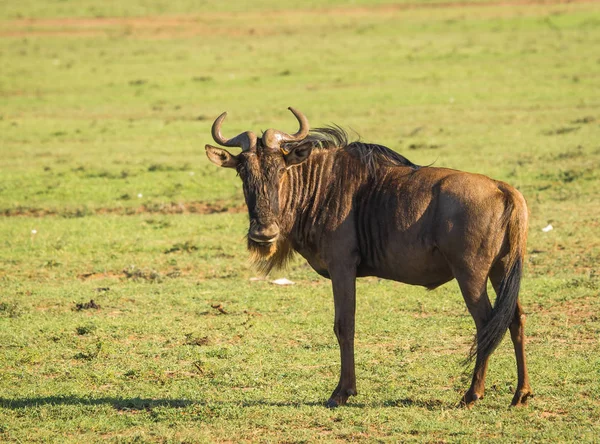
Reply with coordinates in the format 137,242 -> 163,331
211,112 -> 257,152
263,107 -> 310,150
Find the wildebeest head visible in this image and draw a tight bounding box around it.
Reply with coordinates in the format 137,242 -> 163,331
205,107 -> 313,255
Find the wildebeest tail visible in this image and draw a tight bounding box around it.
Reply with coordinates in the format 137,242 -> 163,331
469,186 -> 528,365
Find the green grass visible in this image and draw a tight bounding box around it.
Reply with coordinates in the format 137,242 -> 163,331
1,1 -> 599,442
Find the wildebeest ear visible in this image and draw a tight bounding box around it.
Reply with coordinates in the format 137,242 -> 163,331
205,145 -> 238,169
284,142 -> 313,167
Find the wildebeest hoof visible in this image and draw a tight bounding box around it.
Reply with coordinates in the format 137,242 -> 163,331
326,398 -> 341,409
511,389 -> 533,407
326,388 -> 356,408
326,393 -> 348,409
459,391 -> 483,408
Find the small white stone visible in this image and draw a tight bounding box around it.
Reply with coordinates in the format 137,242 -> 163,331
542,224 -> 553,232
271,278 -> 295,286
31,229 -> 37,235
137,193 -> 143,198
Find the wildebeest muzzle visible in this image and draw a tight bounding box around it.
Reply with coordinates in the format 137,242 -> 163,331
248,220 -> 279,244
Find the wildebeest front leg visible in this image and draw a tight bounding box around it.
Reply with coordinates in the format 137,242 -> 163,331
326,266 -> 357,408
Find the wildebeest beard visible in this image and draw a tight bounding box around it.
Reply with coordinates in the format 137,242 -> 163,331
246,234 -> 294,276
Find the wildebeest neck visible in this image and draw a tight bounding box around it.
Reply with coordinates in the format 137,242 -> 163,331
279,149 -> 366,240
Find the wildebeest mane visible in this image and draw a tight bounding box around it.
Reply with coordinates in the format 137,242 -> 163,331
282,125 -> 420,173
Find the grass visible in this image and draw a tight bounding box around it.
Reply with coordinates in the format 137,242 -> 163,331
1,0 -> 599,442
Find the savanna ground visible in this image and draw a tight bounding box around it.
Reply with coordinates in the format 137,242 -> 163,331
1,0 -> 599,442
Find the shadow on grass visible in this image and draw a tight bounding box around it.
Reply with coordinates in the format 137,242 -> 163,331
382,397 -> 450,410
0,396 -> 193,410
0,396 -> 451,410
0,396 -> 342,410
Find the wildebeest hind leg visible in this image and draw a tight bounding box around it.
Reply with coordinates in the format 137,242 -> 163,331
453,269 -> 493,408
490,264 -> 533,407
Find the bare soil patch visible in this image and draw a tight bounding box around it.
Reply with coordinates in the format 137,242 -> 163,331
0,0 -> 594,38
533,296 -> 599,324
2,201 -> 246,218
77,272 -> 122,281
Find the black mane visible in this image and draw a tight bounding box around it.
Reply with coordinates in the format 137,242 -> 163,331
283,126 -> 420,173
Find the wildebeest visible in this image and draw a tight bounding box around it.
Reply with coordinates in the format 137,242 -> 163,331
205,107 -> 533,408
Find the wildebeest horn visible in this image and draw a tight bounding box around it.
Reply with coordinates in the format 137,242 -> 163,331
211,112 -> 257,152
263,107 -> 310,151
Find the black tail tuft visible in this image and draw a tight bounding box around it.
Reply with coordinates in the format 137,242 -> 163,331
467,257 -> 522,365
